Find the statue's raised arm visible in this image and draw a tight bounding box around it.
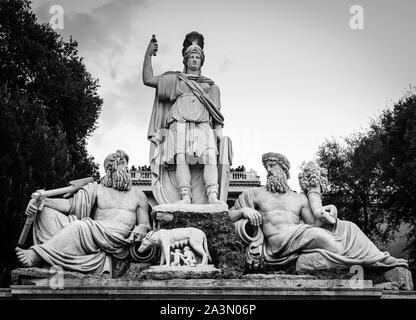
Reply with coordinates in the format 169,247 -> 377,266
142,35 -> 159,88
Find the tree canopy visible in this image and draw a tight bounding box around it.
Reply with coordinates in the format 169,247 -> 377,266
316,91 -> 416,269
0,0 -> 102,286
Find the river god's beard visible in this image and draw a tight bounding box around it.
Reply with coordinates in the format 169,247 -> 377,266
266,171 -> 289,194
102,167 -> 132,191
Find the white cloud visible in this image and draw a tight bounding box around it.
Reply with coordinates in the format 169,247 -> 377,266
32,0 -> 416,185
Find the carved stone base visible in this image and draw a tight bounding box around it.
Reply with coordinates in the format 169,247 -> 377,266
141,265 -> 221,280
121,263 -> 153,280
295,254 -> 414,291
383,267 -> 414,291
152,204 -> 245,279
373,282 -> 400,290
242,273 -> 374,289
11,267 -> 99,286
8,267 -> 416,299
152,203 -> 228,222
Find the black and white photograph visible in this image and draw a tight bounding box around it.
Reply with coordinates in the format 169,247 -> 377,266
1,0 -> 416,310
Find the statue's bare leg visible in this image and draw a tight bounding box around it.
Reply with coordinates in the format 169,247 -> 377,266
15,247 -> 42,267
303,229 -> 343,254
204,162 -> 224,205
175,153 -> 192,204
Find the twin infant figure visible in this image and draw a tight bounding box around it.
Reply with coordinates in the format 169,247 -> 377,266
171,246 -> 197,267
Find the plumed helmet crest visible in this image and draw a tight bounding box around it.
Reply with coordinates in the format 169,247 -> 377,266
182,31 -> 204,57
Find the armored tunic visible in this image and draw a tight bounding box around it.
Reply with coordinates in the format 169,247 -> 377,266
157,73 -> 222,165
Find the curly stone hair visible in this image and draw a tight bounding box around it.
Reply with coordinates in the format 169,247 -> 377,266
262,152 -> 291,179
298,161 -> 329,195
103,150 -> 129,173
101,150 -> 131,190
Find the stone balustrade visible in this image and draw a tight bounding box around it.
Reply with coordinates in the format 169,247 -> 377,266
131,168 -> 260,185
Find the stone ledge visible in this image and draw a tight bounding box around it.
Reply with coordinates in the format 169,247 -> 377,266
296,266 -> 413,291
10,272 -> 373,289
11,267 -> 97,285
8,283 -> 390,300
141,265 -> 221,280
7,273 -> 416,300
152,203 -> 228,215
0,288 -> 13,300
152,203 -> 229,222
242,273 -> 317,280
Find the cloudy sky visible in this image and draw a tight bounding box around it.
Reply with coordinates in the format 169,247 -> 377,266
32,0 -> 416,190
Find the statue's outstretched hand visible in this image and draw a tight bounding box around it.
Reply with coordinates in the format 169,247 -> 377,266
320,205 -> 337,224
242,207 -> 262,226
128,224 -> 149,243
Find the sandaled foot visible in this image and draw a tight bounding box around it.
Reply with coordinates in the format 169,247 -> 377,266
175,195 -> 191,204
208,194 -> 226,205
15,247 -> 42,267
176,186 -> 192,204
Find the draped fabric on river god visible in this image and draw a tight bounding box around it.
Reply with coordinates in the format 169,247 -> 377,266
31,182 -> 131,275
233,188 -> 408,268
147,72 -> 224,204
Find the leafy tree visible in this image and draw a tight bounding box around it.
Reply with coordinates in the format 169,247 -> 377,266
316,92 -> 416,269
316,132 -> 388,240
376,94 -> 416,269
0,0 -> 102,286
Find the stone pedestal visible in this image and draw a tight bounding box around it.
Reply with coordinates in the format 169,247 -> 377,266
151,203 -> 245,278
11,267 -> 96,286
383,267 -> 413,291
8,267 -> 416,299
295,253 -> 414,291
141,265 -> 221,280
152,203 -> 229,221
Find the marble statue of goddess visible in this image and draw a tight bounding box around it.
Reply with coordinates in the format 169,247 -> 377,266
142,31 -> 229,205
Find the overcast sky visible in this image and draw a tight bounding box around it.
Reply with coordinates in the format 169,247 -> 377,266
32,0 -> 416,190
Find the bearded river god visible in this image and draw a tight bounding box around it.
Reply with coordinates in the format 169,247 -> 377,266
15,150 -> 151,275
229,152 -> 408,270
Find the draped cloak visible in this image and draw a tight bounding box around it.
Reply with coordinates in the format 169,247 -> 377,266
147,72 -> 225,204
232,188 -> 408,269
31,182 -> 132,275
